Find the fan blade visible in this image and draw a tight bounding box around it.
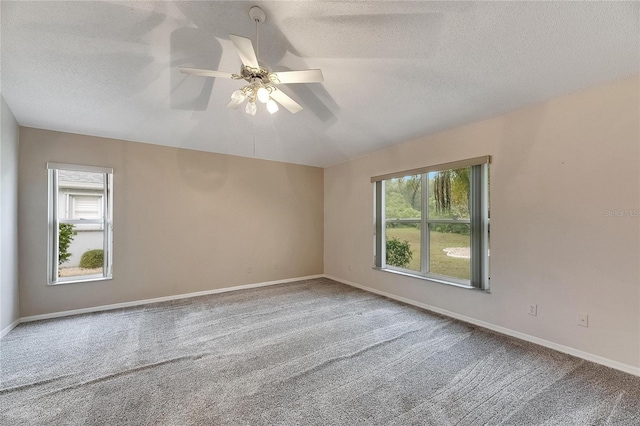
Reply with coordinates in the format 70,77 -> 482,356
269,89 -> 303,114
226,99 -> 242,109
179,67 -> 235,79
271,69 -> 324,84
229,34 -> 259,69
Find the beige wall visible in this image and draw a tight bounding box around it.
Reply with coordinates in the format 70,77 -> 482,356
324,76 -> 640,369
19,128 -> 324,317
1,95 -> 20,333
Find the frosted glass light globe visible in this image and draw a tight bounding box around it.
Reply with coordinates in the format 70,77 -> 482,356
230,90 -> 246,104
257,87 -> 270,103
245,101 -> 257,116
267,99 -> 279,114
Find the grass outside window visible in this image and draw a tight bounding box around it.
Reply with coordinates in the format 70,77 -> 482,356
386,227 -> 470,280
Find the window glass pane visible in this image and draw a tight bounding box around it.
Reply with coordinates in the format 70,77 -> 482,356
385,175 -> 421,220
58,224 -> 104,279
428,167 -> 470,220
58,170 -> 104,220
429,223 -> 470,280
384,175 -> 421,271
386,223 -> 421,271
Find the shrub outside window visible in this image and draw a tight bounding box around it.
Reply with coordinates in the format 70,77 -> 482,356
373,157 -> 490,290
48,163 -> 113,284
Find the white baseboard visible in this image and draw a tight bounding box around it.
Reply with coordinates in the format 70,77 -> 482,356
325,274 -> 640,377
0,318 -> 20,338
17,274 -> 325,324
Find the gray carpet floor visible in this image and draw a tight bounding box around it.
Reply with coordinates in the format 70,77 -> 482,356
1,278 -> 639,425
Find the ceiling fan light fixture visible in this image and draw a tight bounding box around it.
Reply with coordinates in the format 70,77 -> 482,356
267,98 -> 279,114
245,100 -> 257,116
228,89 -> 246,107
256,86 -> 270,103
230,89 -> 246,103
179,6 -> 323,116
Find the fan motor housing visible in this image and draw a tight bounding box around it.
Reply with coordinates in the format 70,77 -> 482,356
241,65 -> 271,84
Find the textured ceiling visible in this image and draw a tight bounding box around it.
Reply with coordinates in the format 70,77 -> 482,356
2,1 -> 639,167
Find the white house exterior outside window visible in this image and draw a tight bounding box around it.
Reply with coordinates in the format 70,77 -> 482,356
48,162 -> 113,284
70,194 -> 103,220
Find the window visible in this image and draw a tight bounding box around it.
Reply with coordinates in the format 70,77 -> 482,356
65,193 -> 104,231
70,194 -> 103,220
48,163 -> 113,284
373,156 -> 490,290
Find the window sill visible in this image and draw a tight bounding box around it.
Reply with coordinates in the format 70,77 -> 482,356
48,276 -> 112,286
373,267 -> 490,293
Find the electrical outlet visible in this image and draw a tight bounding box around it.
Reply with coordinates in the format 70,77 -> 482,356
528,304 -> 537,316
577,313 -> 588,327
247,266 -> 252,274
274,263 -> 279,270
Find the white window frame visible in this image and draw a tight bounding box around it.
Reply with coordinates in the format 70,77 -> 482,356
47,162 -> 114,285
373,156 -> 490,290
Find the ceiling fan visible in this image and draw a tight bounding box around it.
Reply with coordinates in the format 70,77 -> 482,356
179,6 -> 324,115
